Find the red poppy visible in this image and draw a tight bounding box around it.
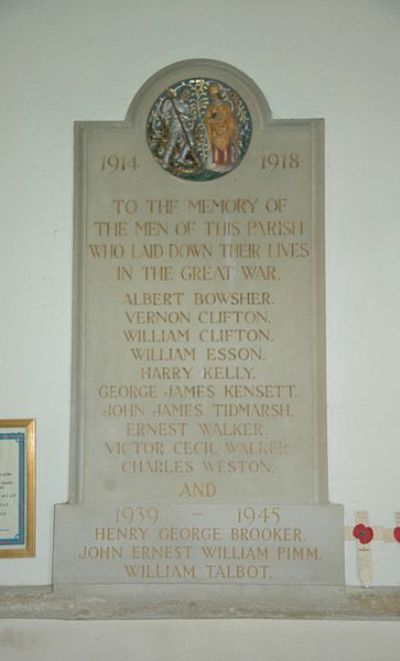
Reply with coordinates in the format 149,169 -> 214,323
352,523 -> 374,544
393,527 -> 400,543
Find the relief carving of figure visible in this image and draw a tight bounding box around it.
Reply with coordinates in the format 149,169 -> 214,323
204,83 -> 238,171
160,87 -> 196,170
147,78 -> 251,181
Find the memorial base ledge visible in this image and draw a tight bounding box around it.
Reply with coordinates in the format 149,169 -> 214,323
0,585 -> 398,620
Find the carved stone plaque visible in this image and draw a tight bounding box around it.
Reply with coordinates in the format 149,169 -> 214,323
53,60 -> 344,589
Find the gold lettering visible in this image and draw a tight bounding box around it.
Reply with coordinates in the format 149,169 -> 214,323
78,545 -> 122,560
206,564 -> 270,580
178,482 -> 217,498
277,546 -> 319,560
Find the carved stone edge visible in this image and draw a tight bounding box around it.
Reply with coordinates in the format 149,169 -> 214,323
0,586 -> 398,620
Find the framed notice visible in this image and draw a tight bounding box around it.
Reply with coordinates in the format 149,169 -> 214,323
0,419 -> 35,557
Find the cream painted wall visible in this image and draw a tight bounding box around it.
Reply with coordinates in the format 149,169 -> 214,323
0,0 -> 399,598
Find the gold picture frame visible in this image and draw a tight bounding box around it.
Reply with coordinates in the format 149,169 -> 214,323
0,419 -> 35,557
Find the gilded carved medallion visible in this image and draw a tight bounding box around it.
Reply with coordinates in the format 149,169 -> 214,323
146,78 -> 252,181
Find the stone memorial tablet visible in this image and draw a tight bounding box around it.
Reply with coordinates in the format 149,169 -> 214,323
53,59 -> 344,589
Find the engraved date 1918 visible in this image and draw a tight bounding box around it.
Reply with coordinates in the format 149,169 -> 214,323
261,153 -> 299,169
